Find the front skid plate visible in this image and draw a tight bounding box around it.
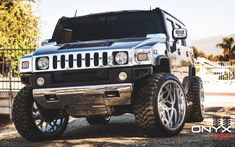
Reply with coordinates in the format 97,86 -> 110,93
33,83 -> 132,117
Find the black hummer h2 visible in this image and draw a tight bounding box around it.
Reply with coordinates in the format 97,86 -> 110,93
12,8 -> 205,141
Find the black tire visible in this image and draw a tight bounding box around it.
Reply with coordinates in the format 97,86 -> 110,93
133,73 -> 187,137
182,76 -> 205,122
86,116 -> 111,125
12,86 -> 69,142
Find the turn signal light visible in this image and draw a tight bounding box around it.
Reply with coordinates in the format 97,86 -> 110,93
137,53 -> 148,61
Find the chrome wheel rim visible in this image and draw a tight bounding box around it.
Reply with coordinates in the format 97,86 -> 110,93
32,102 -> 65,134
158,80 -> 186,131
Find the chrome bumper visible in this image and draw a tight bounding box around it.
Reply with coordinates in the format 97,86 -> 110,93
33,83 -> 133,117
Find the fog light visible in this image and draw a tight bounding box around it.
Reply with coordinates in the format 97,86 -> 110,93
36,77 -> 45,86
118,72 -> 127,81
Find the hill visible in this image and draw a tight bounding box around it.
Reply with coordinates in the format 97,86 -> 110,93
192,34 -> 235,55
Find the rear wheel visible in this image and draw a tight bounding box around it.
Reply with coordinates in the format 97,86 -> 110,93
12,86 -> 69,142
133,73 -> 187,137
183,76 -> 205,122
86,116 -> 111,125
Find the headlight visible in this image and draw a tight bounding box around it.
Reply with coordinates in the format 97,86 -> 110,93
114,52 -> 128,65
37,57 -> 49,70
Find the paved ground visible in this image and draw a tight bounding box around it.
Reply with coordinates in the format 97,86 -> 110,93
0,107 -> 235,147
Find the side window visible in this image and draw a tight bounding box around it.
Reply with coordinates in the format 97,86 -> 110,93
166,19 -> 174,42
175,24 -> 181,45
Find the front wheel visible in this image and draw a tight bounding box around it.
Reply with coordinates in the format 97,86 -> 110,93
12,86 -> 69,142
133,73 -> 187,137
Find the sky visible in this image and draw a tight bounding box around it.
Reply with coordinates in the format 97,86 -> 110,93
35,0 -> 235,41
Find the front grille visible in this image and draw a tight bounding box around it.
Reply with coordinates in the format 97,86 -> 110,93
69,54 -> 73,68
53,56 -> 57,69
52,52 -> 108,70
60,55 -> 65,68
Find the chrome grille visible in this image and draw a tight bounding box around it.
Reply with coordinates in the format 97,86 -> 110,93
52,52 -> 108,70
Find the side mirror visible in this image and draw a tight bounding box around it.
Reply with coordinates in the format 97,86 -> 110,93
171,28 -> 187,53
61,29 -> 72,44
41,39 -> 56,47
172,28 -> 187,40
41,39 -> 50,46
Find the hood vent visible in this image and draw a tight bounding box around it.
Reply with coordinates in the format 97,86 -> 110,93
59,40 -> 113,50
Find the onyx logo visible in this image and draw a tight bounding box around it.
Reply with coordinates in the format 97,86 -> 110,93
191,116 -> 232,133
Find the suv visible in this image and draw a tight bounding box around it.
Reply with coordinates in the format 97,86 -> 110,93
12,8 -> 205,141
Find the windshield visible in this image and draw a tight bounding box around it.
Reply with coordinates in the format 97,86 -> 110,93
52,11 -> 165,44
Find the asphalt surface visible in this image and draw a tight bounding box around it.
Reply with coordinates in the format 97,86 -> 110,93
0,107 -> 235,147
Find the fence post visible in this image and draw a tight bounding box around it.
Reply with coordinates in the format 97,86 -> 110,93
8,60 -> 13,119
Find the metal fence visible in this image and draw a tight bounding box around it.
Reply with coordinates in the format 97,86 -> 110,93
196,65 -> 235,83
0,77 -> 24,90
0,49 -> 34,116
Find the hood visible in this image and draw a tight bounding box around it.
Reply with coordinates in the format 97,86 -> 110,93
31,35 -> 167,57
33,39 -> 141,56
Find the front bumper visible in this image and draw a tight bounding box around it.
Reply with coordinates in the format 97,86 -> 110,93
21,66 -> 152,88
33,83 -> 133,117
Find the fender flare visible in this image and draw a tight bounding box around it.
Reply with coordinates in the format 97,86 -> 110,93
156,55 -> 168,65
155,55 -> 171,73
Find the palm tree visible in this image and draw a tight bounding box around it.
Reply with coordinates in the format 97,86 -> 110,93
216,37 -> 234,61
193,46 -> 208,59
192,46 -> 199,59
232,45 -> 235,53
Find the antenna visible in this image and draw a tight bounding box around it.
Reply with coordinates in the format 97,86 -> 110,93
74,9 -> 77,17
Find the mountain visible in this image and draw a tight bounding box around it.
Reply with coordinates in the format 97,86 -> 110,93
192,34 -> 235,55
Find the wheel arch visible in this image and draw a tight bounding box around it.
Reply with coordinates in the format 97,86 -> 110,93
154,55 -> 171,73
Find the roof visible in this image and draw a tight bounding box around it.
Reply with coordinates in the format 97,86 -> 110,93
62,8 -> 185,25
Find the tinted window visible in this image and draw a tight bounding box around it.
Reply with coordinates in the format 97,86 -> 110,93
166,19 -> 174,42
53,11 -> 165,43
